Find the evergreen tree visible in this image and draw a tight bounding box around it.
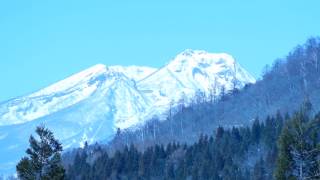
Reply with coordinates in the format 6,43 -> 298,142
166,163 -> 175,179
252,157 -> 267,180
275,111 -> 320,180
251,118 -> 261,144
16,125 -> 65,180
64,109 -> 319,180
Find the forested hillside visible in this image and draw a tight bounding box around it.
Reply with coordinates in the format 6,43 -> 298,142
108,37 -> 320,149
62,37 -> 320,180
65,104 -> 320,180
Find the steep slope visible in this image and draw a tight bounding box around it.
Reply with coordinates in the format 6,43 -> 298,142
0,64 -> 107,126
0,64 -> 155,127
138,49 -> 255,119
0,67 -> 152,174
109,38 -> 320,150
0,49 -> 256,175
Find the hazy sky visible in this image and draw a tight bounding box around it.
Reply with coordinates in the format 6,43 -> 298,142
0,0 -> 320,101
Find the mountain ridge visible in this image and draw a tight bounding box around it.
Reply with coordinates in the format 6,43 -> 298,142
0,49 -> 255,175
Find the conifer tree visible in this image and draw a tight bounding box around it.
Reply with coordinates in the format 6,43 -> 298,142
16,125 -> 65,180
253,157 -> 267,180
275,111 -> 320,180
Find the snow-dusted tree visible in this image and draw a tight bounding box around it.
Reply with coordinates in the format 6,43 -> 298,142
306,37 -> 320,71
177,98 -> 185,136
194,89 -> 206,104
16,125 -> 65,180
168,100 -> 175,137
220,85 -> 226,100
275,111 -> 320,180
232,61 -> 238,90
209,77 -> 218,103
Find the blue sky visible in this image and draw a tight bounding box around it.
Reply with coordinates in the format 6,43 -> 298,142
0,0 -> 319,101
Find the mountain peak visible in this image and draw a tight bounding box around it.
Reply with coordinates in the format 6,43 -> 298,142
179,49 -> 213,56
180,49 -> 198,56
167,49 -> 237,75
0,51 -> 255,175
87,63 -> 107,72
176,49 -> 235,65
30,64 -> 107,97
138,50 -> 255,121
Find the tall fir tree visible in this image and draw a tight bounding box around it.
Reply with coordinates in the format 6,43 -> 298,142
16,125 -> 65,180
275,111 -> 320,180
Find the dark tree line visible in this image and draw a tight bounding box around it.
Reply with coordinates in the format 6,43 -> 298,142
65,103 -> 320,180
65,111 -> 286,180
16,106 -> 319,180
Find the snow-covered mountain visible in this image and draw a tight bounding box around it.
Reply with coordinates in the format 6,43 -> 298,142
0,49 -> 255,175
138,49 -> 255,118
0,65 -> 157,127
